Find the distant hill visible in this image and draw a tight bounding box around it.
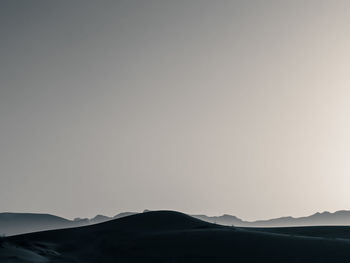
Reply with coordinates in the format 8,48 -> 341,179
0,212 -> 136,236
0,213 -> 77,236
3,211 -> 350,262
3,210 -> 350,236
194,210 -> 350,227
244,210 -> 350,227
192,214 -> 244,226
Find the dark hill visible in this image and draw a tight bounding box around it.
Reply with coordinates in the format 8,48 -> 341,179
247,225 -> 350,239
5,210 -> 350,236
0,213 -> 77,236
2,211 -> 350,262
0,211 -> 138,236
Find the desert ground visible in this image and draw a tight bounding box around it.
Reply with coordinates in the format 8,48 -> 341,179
1,211 -> 350,262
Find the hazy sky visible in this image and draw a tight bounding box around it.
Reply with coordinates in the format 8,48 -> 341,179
1,0 -> 350,220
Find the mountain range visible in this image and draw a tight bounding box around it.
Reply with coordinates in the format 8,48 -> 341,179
3,210 -> 350,262
2,210 -> 350,236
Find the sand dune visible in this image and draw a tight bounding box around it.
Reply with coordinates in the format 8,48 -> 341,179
5,210 -> 350,236
2,211 -> 350,262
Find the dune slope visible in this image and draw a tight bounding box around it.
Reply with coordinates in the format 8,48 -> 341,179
2,211 -> 350,262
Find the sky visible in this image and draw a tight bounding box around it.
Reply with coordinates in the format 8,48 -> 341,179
1,0 -> 350,221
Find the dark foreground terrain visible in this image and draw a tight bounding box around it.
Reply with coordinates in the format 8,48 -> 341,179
4,210 -> 350,236
2,211 -> 350,262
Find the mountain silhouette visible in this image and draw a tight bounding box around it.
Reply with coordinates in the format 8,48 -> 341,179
0,212 -> 136,236
3,210 -> 350,236
2,211 -> 350,262
0,213 -> 77,236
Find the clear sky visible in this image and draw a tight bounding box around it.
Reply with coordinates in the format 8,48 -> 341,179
1,0 -> 350,221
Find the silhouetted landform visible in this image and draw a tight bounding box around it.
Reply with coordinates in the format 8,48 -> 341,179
0,212 -> 136,236
113,211 -> 137,219
0,213 -> 77,236
3,210 -> 350,236
193,210 -> 350,227
4,210 -> 350,236
248,210 -> 350,227
2,211 -> 350,262
193,214 -> 244,226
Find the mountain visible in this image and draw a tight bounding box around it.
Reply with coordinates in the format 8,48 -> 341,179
3,210 -> 350,236
2,211 -> 350,262
0,212 -> 136,236
242,210 -> 350,227
113,212 -> 137,219
193,214 -> 244,226
89,214 -> 111,224
0,213 -> 79,236
194,210 -> 350,227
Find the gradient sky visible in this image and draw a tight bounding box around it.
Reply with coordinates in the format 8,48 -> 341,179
1,0 -> 350,221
